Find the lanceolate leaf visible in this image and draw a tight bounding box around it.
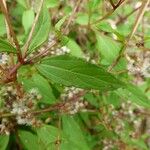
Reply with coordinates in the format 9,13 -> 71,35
28,2 -> 51,53
0,14 -> 6,36
22,9 -> 34,33
0,39 -> 16,53
36,55 -> 124,91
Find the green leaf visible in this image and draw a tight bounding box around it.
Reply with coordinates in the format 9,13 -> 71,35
28,2 -> 51,53
55,15 -> 68,31
22,9 -> 34,33
46,0 -> 59,8
17,0 -> 27,9
36,55 -> 124,91
76,13 -> 89,25
88,0 -> 101,10
116,84 -> 150,108
0,14 -> 6,36
0,39 -> 16,53
37,125 -> 65,149
61,115 -> 90,150
66,39 -> 84,58
95,21 -> 114,33
31,74 -> 56,104
0,135 -> 9,150
96,34 -> 122,65
18,130 -> 40,150
22,73 -> 56,104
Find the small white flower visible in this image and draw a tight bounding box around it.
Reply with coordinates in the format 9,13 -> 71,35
0,54 -> 8,64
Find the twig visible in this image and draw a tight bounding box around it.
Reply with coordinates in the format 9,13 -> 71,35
22,0 -> 44,58
92,0 -> 126,25
9,62 -> 22,76
25,40 -> 57,64
109,0 -> 116,9
0,91 -> 86,118
0,0 -> 23,63
2,0 -> 15,66
108,0 -> 150,72
128,0 -> 150,40
115,0 -> 124,8
116,5 -> 141,25
63,0 -> 82,34
108,45 -> 126,72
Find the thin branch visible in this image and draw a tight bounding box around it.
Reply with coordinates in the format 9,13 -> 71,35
8,62 -> 22,76
128,0 -> 150,40
115,0 -> 124,8
25,40 -> 57,64
92,0 -> 126,25
108,0 -> 150,72
109,0 -> 116,9
108,45 -> 126,72
22,0 -> 44,58
116,5 -> 141,25
0,91 -> 86,118
2,0 -> 15,66
63,0 -> 82,34
0,0 -> 23,62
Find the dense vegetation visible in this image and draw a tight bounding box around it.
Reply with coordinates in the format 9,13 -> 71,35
0,0 -> 150,149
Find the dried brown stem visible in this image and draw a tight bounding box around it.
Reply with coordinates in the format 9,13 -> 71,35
92,0 -> 126,25
63,0 -> 82,34
0,0 -> 23,63
109,0 -> 116,9
128,0 -> 150,40
108,0 -> 150,72
116,5 -> 141,25
25,40 -> 57,64
0,91 -> 86,118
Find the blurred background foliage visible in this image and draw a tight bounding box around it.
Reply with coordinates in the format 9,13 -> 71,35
0,0 -> 150,149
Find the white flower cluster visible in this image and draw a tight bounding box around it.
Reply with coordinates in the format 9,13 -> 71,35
102,139 -> 115,150
49,45 -> 70,56
48,34 -> 55,47
0,85 -> 42,130
28,33 -> 70,60
68,101 -> 88,115
11,102 -> 32,125
101,101 -> 148,149
0,118 -> 12,135
9,88 -> 42,125
111,101 -> 144,136
0,53 -> 8,65
127,51 -> 150,82
61,86 -> 83,100
46,34 -> 70,56
60,86 -> 88,114
83,53 -> 97,64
